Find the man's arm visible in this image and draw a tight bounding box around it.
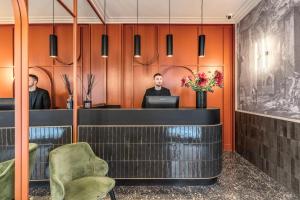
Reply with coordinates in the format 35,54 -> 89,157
42,90 -> 51,109
166,88 -> 171,96
141,89 -> 149,108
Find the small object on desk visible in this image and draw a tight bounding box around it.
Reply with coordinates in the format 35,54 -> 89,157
92,104 -> 121,108
83,74 -> 96,109
83,100 -> 92,109
66,95 -> 73,109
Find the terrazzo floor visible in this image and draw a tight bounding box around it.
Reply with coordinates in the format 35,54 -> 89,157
30,153 -> 299,200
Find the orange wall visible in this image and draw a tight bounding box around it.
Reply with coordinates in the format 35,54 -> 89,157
0,24 -> 234,151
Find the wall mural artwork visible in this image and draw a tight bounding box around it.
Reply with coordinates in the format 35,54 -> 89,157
237,0 -> 300,120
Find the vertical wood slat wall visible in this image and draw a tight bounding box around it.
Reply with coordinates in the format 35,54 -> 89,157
0,24 -> 234,151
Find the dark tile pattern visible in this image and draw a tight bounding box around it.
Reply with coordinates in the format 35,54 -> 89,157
236,111 -> 300,196
78,125 -> 222,179
30,153 -> 299,200
0,126 -> 72,180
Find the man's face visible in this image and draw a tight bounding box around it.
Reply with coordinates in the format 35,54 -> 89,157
28,77 -> 37,88
154,75 -> 163,87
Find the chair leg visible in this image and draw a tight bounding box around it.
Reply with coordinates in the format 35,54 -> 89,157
109,189 -> 116,200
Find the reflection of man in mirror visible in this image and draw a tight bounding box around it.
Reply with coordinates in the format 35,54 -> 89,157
29,74 -> 51,109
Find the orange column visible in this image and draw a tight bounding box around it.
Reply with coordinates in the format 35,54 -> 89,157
12,0 -> 29,199
73,0 -> 78,143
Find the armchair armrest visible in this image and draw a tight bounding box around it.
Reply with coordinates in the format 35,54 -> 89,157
50,175 -> 65,200
0,160 -> 14,179
92,157 -> 109,177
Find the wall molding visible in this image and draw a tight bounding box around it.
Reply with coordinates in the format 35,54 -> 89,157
233,0 -> 263,22
0,0 -> 263,25
236,110 -> 300,124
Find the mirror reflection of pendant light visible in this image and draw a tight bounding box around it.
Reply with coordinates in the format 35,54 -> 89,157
134,0 -> 141,57
50,0 -> 57,58
166,0 -> 173,57
198,0 -> 205,57
101,0 -> 108,58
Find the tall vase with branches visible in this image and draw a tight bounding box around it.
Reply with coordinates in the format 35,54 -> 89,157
61,74 -> 73,109
83,74 -> 96,109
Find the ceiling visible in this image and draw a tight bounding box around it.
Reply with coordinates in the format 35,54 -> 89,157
0,0 -> 262,24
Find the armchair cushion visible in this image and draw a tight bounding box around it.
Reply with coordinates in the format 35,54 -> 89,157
0,143 -> 38,200
50,142 -> 115,200
64,176 -> 115,200
0,160 -> 14,200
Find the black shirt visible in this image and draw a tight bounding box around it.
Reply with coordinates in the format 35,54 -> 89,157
141,87 -> 171,108
29,87 -> 51,109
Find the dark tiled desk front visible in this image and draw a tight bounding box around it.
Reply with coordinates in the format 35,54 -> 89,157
78,109 -> 222,182
0,110 -> 72,180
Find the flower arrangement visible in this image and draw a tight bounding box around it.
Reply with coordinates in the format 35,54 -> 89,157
181,70 -> 223,92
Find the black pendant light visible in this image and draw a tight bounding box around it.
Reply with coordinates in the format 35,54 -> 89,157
50,0 -> 57,58
166,0 -> 173,57
198,0 -> 205,57
101,0 -> 108,58
134,0 -> 141,57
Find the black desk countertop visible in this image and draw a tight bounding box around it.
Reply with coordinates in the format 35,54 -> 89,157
78,108 -> 220,125
0,108 -> 220,127
0,109 -> 72,127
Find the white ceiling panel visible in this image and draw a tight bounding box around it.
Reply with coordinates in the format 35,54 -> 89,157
0,0 -> 262,24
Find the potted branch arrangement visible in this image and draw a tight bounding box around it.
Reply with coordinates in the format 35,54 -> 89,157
83,74 -> 96,109
61,74 -> 73,109
181,70 -> 223,108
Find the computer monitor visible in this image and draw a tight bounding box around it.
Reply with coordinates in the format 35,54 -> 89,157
145,96 -> 179,108
0,98 -> 15,110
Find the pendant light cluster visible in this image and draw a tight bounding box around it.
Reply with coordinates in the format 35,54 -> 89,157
166,0 -> 173,57
49,0 -> 57,58
134,0 -> 141,57
198,0 -> 205,57
101,0 -> 108,58
49,0 -> 205,59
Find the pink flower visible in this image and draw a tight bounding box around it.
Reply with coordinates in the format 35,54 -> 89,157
197,72 -> 206,79
214,70 -> 223,86
197,72 -> 208,87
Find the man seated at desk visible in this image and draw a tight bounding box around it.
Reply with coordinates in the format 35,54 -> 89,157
29,74 -> 51,109
142,73 -> 171,108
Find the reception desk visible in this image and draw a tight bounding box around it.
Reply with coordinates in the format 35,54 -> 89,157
78,108 -> 222,184
0,108 -> 222,184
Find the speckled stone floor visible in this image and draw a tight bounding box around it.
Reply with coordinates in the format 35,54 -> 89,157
30,153 -> 299,200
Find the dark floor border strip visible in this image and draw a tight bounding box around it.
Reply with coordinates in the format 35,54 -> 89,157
115,178 -> 218,186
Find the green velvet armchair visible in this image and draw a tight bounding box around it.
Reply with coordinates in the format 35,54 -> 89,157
49,142 -> 116,200
0,143 -> 38,200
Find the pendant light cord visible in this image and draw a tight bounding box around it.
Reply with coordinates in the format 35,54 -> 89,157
136,0 -> 139,34
52,0 -> 55,33
201,0 -> 203,34
169,0 -> 171,34
104,0 -> 107,34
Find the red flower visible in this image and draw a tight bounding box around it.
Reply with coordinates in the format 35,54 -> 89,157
197,72 -> 206,79
214,70 -> 223,86
181,78 -> 186,87
197,72 -> 208,87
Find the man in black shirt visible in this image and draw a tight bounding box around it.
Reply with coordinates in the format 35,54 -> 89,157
142,73 -> 171,108
29,74 -> 51,109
